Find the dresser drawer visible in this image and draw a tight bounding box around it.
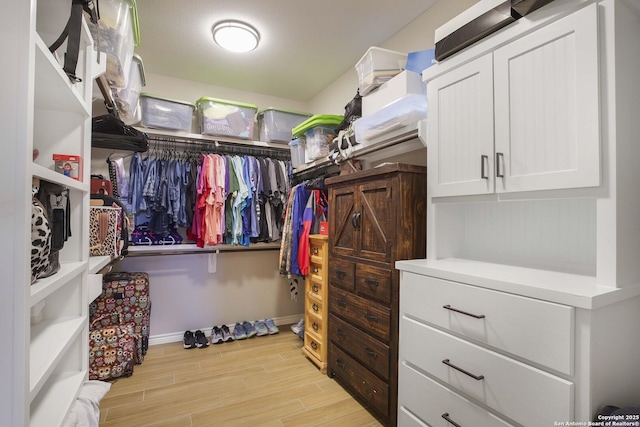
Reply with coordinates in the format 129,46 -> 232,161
356,263 -> 392,305
309,261 -> 326,287
399,362 -> 513,427
329,314 -> 390,380
304,333 -> 323,361
329,344 -> 389,418
305,309 -> 324,338
330,286 -> 390,341
401,272 -> 574,375
307,274 -> 325,301
400,316 -> 572,426
310,239 -> 327,263
306,292 -> 324,318
329,258 -> 355,291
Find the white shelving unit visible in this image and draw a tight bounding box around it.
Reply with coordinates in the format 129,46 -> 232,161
2,1 -> 103,426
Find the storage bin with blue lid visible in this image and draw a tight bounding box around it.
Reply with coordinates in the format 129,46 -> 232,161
258,108 -> 312,143
196,97 -> 258,139
140,93 -> 195,132
292,115 -> 344,161
89,0 -> 141,88
289,138 -> 306,168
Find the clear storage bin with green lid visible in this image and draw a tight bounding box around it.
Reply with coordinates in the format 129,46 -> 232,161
89,0 -> 141,88
292,114 -> 344,161
140,93 -> 195,132
196,97 -> 258,139
257,108 -> 311,143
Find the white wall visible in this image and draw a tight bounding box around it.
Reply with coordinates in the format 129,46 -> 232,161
92,0 -> 479,342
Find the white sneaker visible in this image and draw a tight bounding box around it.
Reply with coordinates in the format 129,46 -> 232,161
290,318 -> 304,334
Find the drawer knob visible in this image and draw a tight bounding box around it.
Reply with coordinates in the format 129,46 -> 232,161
442,413 -> 462,427
312,303 -> 319,312
311,341 -> 318,350
312,322 -> 319,331
312,284 -> 319,293
313,247 -> 319,255
364,312 -> 378,323
364,278 -> 379,287
443,304 -> 485,319
442,359 -> 485,381
313,266 -> 319,273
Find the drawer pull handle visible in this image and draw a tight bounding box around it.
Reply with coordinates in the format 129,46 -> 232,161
364,312 -> 378,323
336,328 -> 346,337
313,266 -> 319,273
364,279 -> 379,287
365,347 -> 378,359
442,359 -> 484,381
496,152 -> 505,178
312,303 -> 319,312
337,300 -> 347,308
311,341 -> 318,350
336,359 -> 346,369
313,247 -> 319,255
442,413 -> 462,427
481,154 -> 489,179
443,304 -> 485,319
312,284 -> 319,293
336,270 -> 347,278
312,322 -> 319,331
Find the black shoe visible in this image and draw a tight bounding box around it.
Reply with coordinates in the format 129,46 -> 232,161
194,330 -> 209,348
183,330 -> 196,349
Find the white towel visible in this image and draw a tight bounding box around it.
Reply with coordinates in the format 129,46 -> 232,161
62,380 -> 112,427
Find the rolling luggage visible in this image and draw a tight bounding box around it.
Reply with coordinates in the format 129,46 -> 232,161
89,319 -> 138,380
90,272 -> 151,362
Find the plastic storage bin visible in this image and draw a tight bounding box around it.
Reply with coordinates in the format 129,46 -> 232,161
356,47 -> 407,96
354,94 -> 427,143
140,93 -> 195,132
196,97 -> 258,139
89,0 -> 140,88
113,54 -> 145,122
258,108 -> 311,143
289,138 -> 306,168
292,115 -> 344,162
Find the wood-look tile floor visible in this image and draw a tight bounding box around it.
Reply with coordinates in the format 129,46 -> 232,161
99,327 -> 384,427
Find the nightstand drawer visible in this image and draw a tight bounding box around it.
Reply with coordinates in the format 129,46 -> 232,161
310,239 -> 327,263
329,314 -> 390,380
306,292 -> 324,318
309,261 -> 326,287
304,333 -> 323,361
330,285 -> 390,341
400,316 -> 572,427
401,272 -> 574,375
329,259 -> 355,291
329,344 -> 389,418
307,275 -> 325,301
399,362 -> 514,427
356,264 -> 391,305
305,310 -> 324,338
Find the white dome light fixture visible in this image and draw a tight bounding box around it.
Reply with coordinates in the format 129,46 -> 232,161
212,20 -> 260,53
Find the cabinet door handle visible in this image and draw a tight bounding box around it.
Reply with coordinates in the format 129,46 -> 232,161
442,413 -> 463,427
365,347 -> 378,359
351,211 -> 361,230
496,152 -> 505,178
481,155 -> 489,179
442,359 -> 485,380
364,279 -> 379,287
364,312 -> 378,323
443,304 -> 485,319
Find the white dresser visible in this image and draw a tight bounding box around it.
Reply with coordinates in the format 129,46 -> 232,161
397,0 -> 640,425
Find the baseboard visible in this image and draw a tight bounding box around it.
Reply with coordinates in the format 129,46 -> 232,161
148,313 -> 304,346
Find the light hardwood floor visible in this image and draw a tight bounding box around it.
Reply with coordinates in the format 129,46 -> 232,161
99,327 -> 384,427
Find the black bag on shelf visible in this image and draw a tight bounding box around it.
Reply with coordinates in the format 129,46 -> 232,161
92,115 -> 149,152
334,89 -> 362,133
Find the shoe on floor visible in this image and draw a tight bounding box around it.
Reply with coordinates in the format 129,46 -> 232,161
183,330 -> 196,349
291,318 -> 304,334
254,320 -> 268,337
221,325 -> 235,342
211,326 -> 224,345
234,322 -> 247,340
195,330 -> 209,348
265,318 -> 279,335
297,328 -> 304,340
243,321 -> 257,338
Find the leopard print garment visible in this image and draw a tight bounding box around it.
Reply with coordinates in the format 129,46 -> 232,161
31,183 -> 51,282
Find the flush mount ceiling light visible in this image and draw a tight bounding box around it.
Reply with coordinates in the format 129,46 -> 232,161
212,20 -> 260,53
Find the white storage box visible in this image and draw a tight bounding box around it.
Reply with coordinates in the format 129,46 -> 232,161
196,97 -> 258,139
140,93 -> 195,132
292,115 -> 344,162
362,70 -> 426,118
354,94 -> 427,143
289,138 -> 306,168
113,53 -> 145,122
258,108 -> 311,143
356,47 -> 407,96
89,0 -> 140,88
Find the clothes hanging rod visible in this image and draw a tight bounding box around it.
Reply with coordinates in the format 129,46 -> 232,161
125,242 -> 281,257
136,127 -> 291,151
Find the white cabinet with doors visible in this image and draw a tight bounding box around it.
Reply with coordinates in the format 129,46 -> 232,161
2,1 -> 103,426
426,2 -> 600,197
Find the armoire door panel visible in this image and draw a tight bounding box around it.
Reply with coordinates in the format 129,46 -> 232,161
358,180 -> 393,263
330,187 -> 356,257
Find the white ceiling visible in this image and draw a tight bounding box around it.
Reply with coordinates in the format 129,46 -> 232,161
133,0 -> 439,102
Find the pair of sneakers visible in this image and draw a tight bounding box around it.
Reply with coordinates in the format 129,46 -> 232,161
255,318 -> 280,336
211,325 -> 235,345
234,319 -> 279,340
183,330 -> 208,349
